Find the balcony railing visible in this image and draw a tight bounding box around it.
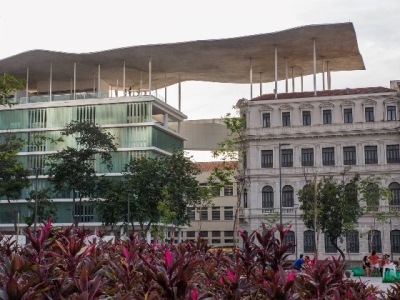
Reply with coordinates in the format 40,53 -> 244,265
17,92 -> 110,104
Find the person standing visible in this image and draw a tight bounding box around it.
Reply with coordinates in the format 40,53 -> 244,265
369,250 -> 380,276
293,254 -> 305,271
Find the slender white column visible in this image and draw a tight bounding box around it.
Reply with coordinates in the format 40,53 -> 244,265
301,74 -> 303,92
249,58 -> 253,99
164,73 -> 167,103
26,67 -> 29,101
285,57 -> 288,93
94,73 -> 96,92
123,60 -> 126,96
178,75 -> 181,111
148,58 -> 152,95
327,61 -> 331,90
140,71 -> 143,95
322,58 -> 325,91
313,39 -> 317,96
73,62 -> 76,100
291,66 -> 295,92
49,61 -> 53,101
97,65 -> 101,98
274,46 -> 278,99
259,72 -> 262,96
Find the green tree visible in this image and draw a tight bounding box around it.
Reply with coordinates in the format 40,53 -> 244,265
359,175 -> 393,253
298,174 -> 363,260
24,188 -> 57,226
210,103 -> 247,247
123,151 -> 202,238
0,73 -> 25,107
47,121 -> 117,226
0,136 -> 30,231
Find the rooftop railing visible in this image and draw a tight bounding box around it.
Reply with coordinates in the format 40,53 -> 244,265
17,92 -> 110,104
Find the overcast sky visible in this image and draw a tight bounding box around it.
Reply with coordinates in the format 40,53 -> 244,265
1,0 -> 399,160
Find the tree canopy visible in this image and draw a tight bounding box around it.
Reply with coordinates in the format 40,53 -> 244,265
0,73 -> 25,106
47,121 -> 117,225
298,174 -> 363,259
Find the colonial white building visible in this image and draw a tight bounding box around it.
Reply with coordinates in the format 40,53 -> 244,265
240,87 -> 400,260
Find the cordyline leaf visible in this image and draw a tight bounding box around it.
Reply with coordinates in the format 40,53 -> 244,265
6,277 -> 18,300
89,276 -> 102,300
79,266 -> 89,292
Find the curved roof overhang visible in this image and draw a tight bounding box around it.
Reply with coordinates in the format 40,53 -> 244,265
0,22 -> 364,91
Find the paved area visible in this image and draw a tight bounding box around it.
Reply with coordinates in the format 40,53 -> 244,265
351,275 -> 395,292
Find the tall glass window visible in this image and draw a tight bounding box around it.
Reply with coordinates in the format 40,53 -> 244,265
322,147 -> 335,166
346,231 -> 359,253
282,231 -> 295,253
368,230 -> 382,253
282,185 -> 294,207
364,146 -> 378,164
301,148 -> 314,166
304,230 -> 315,253
281,149 -> 293,167
261,150 -> 273,168
77,106 -> 95,123
325,235 -> 338,253
387,106 -> 397,121
343,146 -> 356,165
391,230 -> 400,254
28,109 -> 47,128
389,182 -> 400,206
302,111 -> 311,126
282,112 -> 291,127
262,186 -> 274,212
387,145 -> 400,164
344,108 -> 353,124
365,107 -> 374,122
323,110 -> 332,124
262,113 -> 271,128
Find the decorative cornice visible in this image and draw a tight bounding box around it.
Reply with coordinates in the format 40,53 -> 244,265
361,99 -> 377,106
279,104 -> 293,111
319,101 -> 334,109
340,100 -> 355,107
259,105 -> 273,111
299,103 -> 314,110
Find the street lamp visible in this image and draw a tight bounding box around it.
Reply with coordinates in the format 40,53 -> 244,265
294,203 -> 299,259
279,143 -> 290,225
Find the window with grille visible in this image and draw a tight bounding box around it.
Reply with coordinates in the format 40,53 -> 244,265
344,108 -> 353,123
282,185 -> 294,207
282,112 -> 291,127
212,207 -> 220,220
127,102 -> 150,123
389,182 -> 400,206
186,231 -> 195,238
346,231 -> 359,253
262,186 -> 274,213
74,204 -> 94,222
391,230 -> 400,253
322,147 -> 335,166
301,148 -> 314,166
0,210 -> 20,223
224,186 -> 233,196
304,230 -> 315,253
224,207 -> 233,220
364,146 -> 378,164
199,231 -> 208,238
324,235 -> 338,253
200,208 -> 208,221
387,106 -> 397,121
323,110 -> 332,124
187,207 -> 195,221
368,230 -> 382,253
281,149 -> 293,167
77,106 -> 95,123
365,107 -> 374,122
262,113 -> 271,128
224,231 -> 234,237
243,190 -> 248,208
28,155 -> 46,175
27,132 -> 47,152
261,150 -> 273,168
387,145 -> 400,164
212,231 -> 221,237
28,109 -> 47,128
343,146 -> 356,165
302,111 -> 311,126
212,186 -> 221,197
282,230 -> 295,253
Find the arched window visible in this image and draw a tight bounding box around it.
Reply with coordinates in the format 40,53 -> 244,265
304,230 -> 315,253
324,234 -> 338,253
346,231 -> 359,253
262,186 -> 274,213
389,182 -> 400,206
282,230 -> 295,253
282,185 -> 294,207
368,230 -> 382,253
391,230 -> 400,253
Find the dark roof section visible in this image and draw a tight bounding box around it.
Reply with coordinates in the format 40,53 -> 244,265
251,87 -> 397,101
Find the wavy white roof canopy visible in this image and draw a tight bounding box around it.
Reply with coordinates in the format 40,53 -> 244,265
0,22 -> 364,91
